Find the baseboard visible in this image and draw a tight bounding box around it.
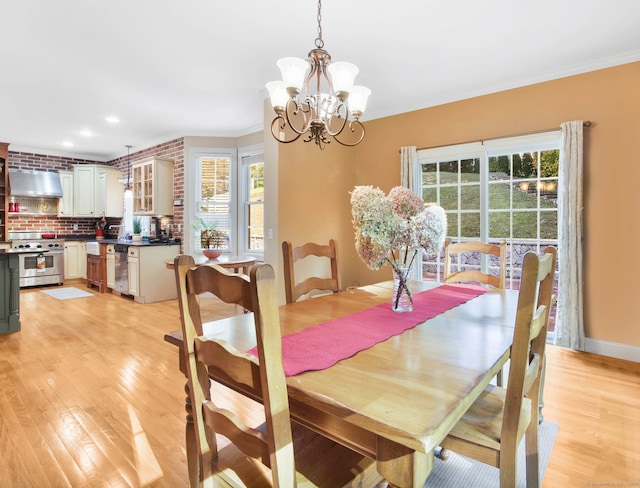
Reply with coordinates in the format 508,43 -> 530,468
585,338 -> 640,363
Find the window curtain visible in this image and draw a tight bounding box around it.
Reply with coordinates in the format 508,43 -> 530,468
555,121 -> 585,350
400,146 -> 417,189
400,146 -> 419,278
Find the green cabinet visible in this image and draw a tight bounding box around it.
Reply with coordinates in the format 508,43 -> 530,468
1,142 -> 8,242
0,253 -> 20,334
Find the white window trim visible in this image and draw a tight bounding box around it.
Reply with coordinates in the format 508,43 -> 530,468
416,130 -> 561,284
238,144 -> 265,259
187,147 -> 237,256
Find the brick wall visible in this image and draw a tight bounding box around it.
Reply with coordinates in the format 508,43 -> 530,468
6,137 -> 185,239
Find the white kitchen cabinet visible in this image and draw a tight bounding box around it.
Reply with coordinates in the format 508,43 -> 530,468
78,242 -> 87,279
128,251 -> 139,297
58,170 -> 74,217
126,244 -> 179,303
96,167 -> 124,218
106,244 -> 116,289
73,164 -> 123,218
64,241 -> 86,279
132,157 -> 174,216
73,166 -> 96,217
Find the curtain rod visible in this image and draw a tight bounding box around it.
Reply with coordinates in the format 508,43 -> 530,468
408,121 -> 592,153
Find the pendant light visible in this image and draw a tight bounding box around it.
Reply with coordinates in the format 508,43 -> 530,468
124,145 -> 133,197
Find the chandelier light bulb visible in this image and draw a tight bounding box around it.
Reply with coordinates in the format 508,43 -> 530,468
327,61 -> 359,101
318,93 -> 336,119
277,57 -> 309,96
349,86 -> 372,118
266,81 -> 289,110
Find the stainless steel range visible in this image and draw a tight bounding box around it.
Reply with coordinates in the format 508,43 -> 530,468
8,231 -> 65,287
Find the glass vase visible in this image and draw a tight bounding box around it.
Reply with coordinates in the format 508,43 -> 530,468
392,264 -> 413,313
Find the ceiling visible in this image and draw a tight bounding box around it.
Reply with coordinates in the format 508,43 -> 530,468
2,1 -> 640,162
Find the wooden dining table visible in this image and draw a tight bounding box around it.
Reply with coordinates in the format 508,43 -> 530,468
164,280 -> 518,487
164,254 -> 257,275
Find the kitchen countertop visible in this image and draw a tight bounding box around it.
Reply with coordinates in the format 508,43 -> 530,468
60,235 -> 181,247
98,238 -> 181,247
60,234 -> 105,241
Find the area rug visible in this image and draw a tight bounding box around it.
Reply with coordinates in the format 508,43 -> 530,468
40,287 -> 94,300
424,421 -> 559,487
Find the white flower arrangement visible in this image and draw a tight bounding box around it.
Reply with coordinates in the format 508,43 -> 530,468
350,185 -> 447,272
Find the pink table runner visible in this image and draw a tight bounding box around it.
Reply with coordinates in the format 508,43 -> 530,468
248,284 -> 486,376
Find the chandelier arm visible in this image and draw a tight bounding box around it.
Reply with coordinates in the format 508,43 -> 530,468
323,116 -> 348,137
303,48 -> 333,100
323,102 -> 349,137
303,123 -> 331,149
270,114 -> 302,144
332,119 -> 366,147
284,98 -> 314,136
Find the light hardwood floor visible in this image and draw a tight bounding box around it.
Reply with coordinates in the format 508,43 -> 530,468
0,283 -> 638,487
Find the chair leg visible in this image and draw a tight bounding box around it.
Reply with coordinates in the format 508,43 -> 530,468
496,368 -> 503,387
525,422 -> 540,487
538,355 -> 547,424
499,450 -> 517,488
184,380 -> 201,488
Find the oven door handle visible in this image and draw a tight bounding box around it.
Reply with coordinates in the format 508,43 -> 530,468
21,250 -> 64,258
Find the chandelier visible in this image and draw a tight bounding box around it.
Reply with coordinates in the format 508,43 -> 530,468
266,0 -> 371,149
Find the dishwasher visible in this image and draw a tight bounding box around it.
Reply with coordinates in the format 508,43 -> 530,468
113,244 -> 130,294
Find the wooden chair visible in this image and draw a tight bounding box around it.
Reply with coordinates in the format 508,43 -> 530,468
444,238 -> 508,387
282,239 -> 340,304
438,247 -> 557,488
174,255 -> 380,487
443,238 -> 507,289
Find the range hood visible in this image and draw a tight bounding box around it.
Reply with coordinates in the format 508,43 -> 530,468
9,169 -> 63,198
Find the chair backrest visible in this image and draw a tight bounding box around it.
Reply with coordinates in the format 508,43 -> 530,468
174,255 -> 297,486
502,247 -> 556,446
282,239 -> 341,304
443,238 -> 507,289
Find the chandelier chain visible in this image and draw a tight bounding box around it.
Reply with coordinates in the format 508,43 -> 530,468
315,0 -> 324,49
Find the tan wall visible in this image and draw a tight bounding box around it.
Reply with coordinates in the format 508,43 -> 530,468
277,134 -> 358,294
277,61 -> 640,348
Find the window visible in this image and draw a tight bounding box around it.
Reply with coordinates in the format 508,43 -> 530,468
239,150 -> 264,255
417,132 -> 560,291
193,152 -> 233,252
189,146 -> 264,258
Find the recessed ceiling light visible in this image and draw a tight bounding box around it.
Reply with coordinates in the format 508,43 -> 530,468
62,141 -> 74,147
80,129 -> 93,137
106,116 -> 120,124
